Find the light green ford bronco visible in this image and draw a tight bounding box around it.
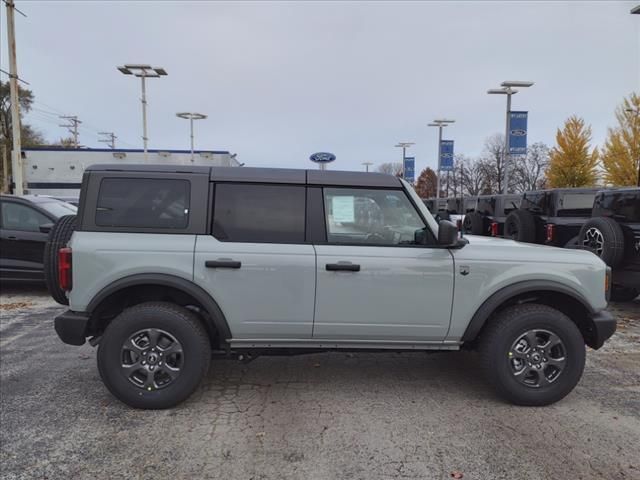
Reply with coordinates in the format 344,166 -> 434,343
47,164 -> 615,409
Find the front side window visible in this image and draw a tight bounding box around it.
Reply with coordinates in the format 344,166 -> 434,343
323,188 -> 428,246
0,202 -> 51,232
212,183 -> 305,243
96,178 -> 190,229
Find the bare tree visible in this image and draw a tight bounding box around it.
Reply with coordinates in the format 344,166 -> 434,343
462,158 -> 487,195
511,142 -> 550,192
441,154 -> 469,197
478,133 -> 506,194
377,162 -> 403,177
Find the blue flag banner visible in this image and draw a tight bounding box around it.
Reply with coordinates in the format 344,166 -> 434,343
509,111 -> 528,155
403,157 -> 415,182
440,140 -> 454,171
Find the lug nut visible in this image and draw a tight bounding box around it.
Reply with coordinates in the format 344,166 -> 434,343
142,361 -> 146,365
150,366 -> 154,371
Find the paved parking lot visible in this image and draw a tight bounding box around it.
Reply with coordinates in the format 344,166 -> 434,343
1,285 -> 639,480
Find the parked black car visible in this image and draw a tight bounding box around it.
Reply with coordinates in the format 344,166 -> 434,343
0,195 -> 77,282
463,194 -> 521,236
504,188 -> 599,247
579,188 -> 640,302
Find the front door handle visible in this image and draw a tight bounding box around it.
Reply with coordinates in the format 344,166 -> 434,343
205,260 -> 241,269
326,263 -> 360,272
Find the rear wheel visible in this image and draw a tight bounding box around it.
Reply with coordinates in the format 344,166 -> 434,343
479,304 -> 585,406
504,209 -> 536,243
97,302 -> 211,409
578,217 -> 625,268
43,215 -> 76,305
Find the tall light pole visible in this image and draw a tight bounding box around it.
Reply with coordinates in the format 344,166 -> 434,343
176,112 -> 207,162
362,161 -> 373,172
117,64 -> 167,159
428,119 -> 455,199
395,142 -> 414,179
488,80 -> 534,193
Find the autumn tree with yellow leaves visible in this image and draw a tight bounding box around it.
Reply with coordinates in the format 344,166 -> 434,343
601,93 -> 639,186
546,116 -> 599,188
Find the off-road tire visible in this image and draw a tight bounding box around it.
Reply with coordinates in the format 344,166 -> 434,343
463,211 -> 486,235
97,302 -> 211,409
479,304 -> 585,406
43,215 -> 76,305
578,217 -> 625,268
504,209 -> 537,243
610,287 -> 639,303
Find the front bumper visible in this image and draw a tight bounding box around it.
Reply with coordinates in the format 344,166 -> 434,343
588,310 -> 616,350
54,310 -> 90,346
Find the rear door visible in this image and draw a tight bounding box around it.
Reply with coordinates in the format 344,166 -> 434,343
194,182 -> 316,339
312,186 -> 455,341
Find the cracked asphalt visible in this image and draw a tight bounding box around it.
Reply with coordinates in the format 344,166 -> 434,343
1,285 -> 639,480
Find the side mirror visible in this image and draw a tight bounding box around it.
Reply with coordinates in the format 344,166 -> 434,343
414,228 -> 428,245
40,223 -> 54,234
438,220 -> 459,246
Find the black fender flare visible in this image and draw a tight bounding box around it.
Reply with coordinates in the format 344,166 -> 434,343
86,273 -> 232,340
461,280 -> 596,342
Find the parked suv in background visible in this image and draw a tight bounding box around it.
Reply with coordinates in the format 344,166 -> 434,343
579,188 -> 640,302
0,195 -> 77,282
463,194 -> 521,237
504,188 -> 599,247
48,164 -> 615,409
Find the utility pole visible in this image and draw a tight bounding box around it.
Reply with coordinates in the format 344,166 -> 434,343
362,161 -> 373,172
117,65 -> 167,160
59,115 -> 81,148
6,0 -> 23,194
98,132 -> 117,149
176,112 -> 207,162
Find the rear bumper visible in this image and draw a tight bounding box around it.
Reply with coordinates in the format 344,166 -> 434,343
588,310 -> 616,350
54,310 -> 90,346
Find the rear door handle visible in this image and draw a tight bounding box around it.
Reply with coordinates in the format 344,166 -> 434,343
326,263 -> 360,272
205,260 -> 242,269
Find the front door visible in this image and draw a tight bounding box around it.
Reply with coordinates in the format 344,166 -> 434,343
313,187 -> 454,341
194,183 -> 316,339
0,200 -> 52,280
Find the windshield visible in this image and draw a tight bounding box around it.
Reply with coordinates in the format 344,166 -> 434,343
39,201 -> 77,219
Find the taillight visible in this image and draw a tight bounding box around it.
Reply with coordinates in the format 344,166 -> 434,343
490,222 -> 499,236
546,224 -> 555,243
58,247 -> 72,291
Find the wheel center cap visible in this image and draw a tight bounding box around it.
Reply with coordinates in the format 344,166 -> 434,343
531,353 -> 541,363
147,353 -> 158,364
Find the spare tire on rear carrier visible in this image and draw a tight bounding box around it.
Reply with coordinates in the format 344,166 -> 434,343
578,217 -> 625,268
44,215 -> 76,305
504,209 -> 536,243
463,211 -> 487,235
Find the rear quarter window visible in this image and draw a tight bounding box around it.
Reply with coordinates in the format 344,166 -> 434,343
95,178 -> 190,229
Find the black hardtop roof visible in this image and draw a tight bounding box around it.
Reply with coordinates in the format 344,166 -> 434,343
85,164 -> 401,188
523,187 -> 601,196
597,187 -> 640,195
0,194 -> 68,204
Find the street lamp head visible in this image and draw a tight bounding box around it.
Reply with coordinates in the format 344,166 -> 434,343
117,66 -> 133,75
177,112 -> 208,120
118,64 -> 168,77
395,142 -> 414,148
501,80 -> 534,88
123,64 -> 152,70
433,119 -> 455,124
487,88 -> 511,95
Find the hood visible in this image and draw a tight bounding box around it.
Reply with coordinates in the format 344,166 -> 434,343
457,234 -> 605,267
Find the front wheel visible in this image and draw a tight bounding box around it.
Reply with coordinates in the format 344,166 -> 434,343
479,304 -> 585,406
97,302 -> 211,409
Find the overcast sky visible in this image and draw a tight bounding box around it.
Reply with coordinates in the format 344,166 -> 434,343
1,1 -> 638,173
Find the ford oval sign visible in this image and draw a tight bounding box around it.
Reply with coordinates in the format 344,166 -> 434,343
310,152 -> 336,163
511,129 -> 527,137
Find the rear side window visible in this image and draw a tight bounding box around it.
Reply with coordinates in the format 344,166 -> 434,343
212,183 -> 305,243
96,178 -> 190,229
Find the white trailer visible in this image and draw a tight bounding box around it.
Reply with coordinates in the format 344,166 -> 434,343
21,147 -> 240,197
